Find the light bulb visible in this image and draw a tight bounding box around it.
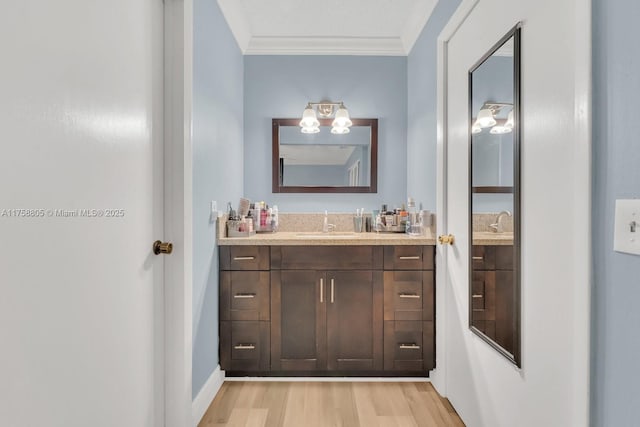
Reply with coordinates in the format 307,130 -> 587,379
490,125 -> 511,134
331,106 -> 352,128
476,108 -> 497,128
331,126 -> 350,134
301,125 -> 320,134
505,110 -> 515,129
299,106 -> 319,128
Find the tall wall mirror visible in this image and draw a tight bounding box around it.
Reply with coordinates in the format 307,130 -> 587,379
469,25 -> 521,366
272,118 -> 378,193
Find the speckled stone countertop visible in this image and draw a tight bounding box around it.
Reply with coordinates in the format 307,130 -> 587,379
218,230 -> 437,246
216,212 -> 514,246
472,232 -> 514,246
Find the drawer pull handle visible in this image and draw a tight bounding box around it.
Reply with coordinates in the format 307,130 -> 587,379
472,256 -> 484,261
233,256 -> 255,261
234,344 -> 256,350
399,344 -> 421,350
399,256 -> 420,260
399,293 -> 420,299
320,278 -> 324,303
472,294 -> 484,298
234,293 -> 256,299
331,279 -> 335,303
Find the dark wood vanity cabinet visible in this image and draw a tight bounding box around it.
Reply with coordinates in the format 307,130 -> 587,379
220,245 -> 435,376
383,246 -> 435,372
219,246 -> 271,371
471,245 -> 514,354
271,269 -> 383,372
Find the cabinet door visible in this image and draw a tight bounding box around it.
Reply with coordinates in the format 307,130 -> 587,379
326,270 -> 383,371
271,270 -> 326,371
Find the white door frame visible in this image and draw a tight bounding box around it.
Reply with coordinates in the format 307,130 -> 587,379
432,0 -> 480,396
164,0 -> 194,425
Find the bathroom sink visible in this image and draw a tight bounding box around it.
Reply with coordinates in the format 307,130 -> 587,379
295,232 -> 356,238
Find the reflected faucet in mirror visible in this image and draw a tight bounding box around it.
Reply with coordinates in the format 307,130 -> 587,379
489,210 -> 512,233
322,210 -> 336,233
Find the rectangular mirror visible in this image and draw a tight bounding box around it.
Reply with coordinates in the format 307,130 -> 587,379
272,118 -> 378,193
469,25 -> 521,367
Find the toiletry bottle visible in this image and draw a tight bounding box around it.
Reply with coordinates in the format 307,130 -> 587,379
271,205 -> 279,231
407,197 -> 418,235
260,201 -> 267,228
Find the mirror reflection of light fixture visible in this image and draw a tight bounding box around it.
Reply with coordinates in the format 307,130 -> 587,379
472,102 -> 514,134
476,108 -> 497,128
300,101 -> 353,134
505,110 -> 514,129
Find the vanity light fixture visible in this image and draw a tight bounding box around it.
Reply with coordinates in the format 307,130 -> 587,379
472,102 -> 514,134
505,110 -> 515,129
299,101 -> 353,134
476,108 -> 497,128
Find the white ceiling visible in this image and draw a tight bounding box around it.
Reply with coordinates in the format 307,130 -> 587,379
217,0 -> 439,56
280,145 -> 356,165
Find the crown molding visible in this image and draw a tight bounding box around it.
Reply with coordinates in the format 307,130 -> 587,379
401,0 -> 438,54
217,0 -> 251,51
217,0 -> 436,56
244,36 -> 407,56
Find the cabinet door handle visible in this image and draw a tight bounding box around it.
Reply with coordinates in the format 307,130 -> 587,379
399,343 -> 420,349
234,344 -> 256,350
399,256 -> 420,260
320,278 -> 324,303
399,293 -> 420,299
233,293 -> 256,299
472,256 -> 484,261
331,279 -> 335,303
233,256 -> 255,261
472,294 -> 484,298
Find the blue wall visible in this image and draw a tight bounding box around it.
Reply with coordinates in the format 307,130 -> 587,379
192,0 -> 243,398
244,55 -> 407,212
407,0 -> 462,210
592,0 -> 640,424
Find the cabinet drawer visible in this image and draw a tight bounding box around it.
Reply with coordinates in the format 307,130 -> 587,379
472,245 -> 514,271
271,246 -> 382,270
220,271 -> 270,321
384,321 -> 434,372
383,246 -> 434,270
220,246 -> 270,271
220,321 -> 269,371
383,271 -> 434,321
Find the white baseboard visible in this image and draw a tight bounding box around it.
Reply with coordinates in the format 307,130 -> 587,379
224,376 -> 430,382
192,365 -> 225,426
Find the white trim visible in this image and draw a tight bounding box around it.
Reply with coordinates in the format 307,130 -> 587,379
224,377 -> 431,383
164,0 -> 194,425
244,36 -> 407,56
217,0 -> 251,52
433,0 -> 480,398
571,0 -> 592,424
401,0 -> 438,54
192,366 -> 226,426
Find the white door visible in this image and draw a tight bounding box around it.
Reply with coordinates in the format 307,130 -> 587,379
0,1 -> 167,425
436,0 -> 590,426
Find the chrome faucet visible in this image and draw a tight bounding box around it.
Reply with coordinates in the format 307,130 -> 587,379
322,210 -> 336,233
489,210 -> 512,233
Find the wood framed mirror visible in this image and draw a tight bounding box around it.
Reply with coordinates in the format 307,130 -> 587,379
468,25 -> 521,367
272,118 -> 378,193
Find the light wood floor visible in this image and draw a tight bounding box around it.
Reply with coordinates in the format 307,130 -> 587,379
199,381 -> 465,427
